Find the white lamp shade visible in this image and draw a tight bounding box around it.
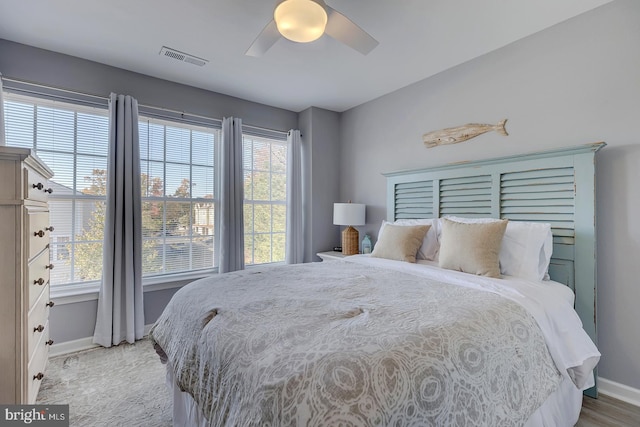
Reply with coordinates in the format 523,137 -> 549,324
333,203 -> 365,226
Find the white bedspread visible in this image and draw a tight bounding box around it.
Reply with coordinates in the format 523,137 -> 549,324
344,255 -> 600,390
150,257 -> 599,426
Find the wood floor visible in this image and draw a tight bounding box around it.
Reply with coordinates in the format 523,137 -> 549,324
577,395 -> 640,426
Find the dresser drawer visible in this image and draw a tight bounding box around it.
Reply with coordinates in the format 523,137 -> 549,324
28,288 -> 51,360
27,210 -> 51,260
27,327 -> 49,404
0,148 -> 53,404
28,248 -> 51,308
25,166 -> 52,203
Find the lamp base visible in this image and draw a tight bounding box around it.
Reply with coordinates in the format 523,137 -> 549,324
341,226 -> 359,255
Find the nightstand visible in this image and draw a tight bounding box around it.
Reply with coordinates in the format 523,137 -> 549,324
316,251 -> 348,261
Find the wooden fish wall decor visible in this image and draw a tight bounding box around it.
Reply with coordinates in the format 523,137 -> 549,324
423,119 -> 508,148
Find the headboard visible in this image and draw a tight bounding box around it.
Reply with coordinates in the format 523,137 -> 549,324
383,142 -> 605,396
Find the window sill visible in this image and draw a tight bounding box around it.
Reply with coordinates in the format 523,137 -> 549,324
50,263 -> 285,306
50,268 -> 218,306
51,281 -> 101,305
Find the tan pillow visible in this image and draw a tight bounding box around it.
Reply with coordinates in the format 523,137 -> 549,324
371,224 -> 430,263
438,218 -> 508,278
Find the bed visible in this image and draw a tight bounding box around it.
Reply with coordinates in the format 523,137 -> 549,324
150,143 -> 604,426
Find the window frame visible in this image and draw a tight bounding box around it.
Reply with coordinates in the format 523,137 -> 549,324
2,87 -> 291,302
138,115 -> 221,279
3,92 -> 110,295
242,132 -> 288,266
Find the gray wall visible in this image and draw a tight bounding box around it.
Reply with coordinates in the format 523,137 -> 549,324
0,39 -> 297,131
48,285 -> 188,344
298,107 -> 342,261
0,39 -> 300,344
340,0 -> 640,390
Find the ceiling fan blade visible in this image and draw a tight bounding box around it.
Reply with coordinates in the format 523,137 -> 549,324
324,6 -> 379,55
246,19 -> 281,57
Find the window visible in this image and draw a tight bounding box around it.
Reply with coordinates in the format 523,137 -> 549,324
4,93 -> 109,288
243,134 -> 287,265
138,116 -> 219,277
3,91 -> 288,289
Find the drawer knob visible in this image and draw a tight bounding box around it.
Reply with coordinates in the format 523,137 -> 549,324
33,372 -> 44,381
46,301 -> 55,308
34,230 -> 45,238
46,226 -> 55,232
32,183 -> 44,190
46,264 -> 54,270
34,278 -> 45,286
46,339 -> 54,345
44,188 -> 53,194
34,324 -> 45,333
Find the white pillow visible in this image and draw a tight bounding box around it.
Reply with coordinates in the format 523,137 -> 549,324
377,218 -> 440,261
502,222 -> 553,281
440,216 -> 553,281
541,230 -> 553,280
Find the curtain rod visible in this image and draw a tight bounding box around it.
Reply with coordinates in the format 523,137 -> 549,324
1,75 -> 290,136
2,75 -> 107,101
243,124 -> 288,137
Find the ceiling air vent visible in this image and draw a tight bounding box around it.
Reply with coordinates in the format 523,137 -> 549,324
159,46 -> 208,67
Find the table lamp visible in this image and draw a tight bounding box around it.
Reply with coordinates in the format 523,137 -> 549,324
333,202 -> 366,255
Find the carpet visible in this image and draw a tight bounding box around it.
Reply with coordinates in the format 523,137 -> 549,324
36,339 -> 172,427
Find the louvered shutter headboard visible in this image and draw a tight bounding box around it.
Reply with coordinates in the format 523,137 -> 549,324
384,142 -> 605,396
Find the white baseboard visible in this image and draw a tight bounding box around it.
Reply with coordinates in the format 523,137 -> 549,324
598,377 -> 640,407
49,336 -> 99,358
49,324 -> 154,358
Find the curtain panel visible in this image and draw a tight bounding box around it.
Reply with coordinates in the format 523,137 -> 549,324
286,129 -> 304,263
93,93 -> 144,348
219,117 -> 245,273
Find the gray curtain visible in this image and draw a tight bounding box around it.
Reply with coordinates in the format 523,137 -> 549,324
219,117 -> 245,273
285,129 -> 304,263
93,93 -> 144,348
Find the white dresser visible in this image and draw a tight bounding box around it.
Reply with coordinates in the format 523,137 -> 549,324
0,146 -> 55,404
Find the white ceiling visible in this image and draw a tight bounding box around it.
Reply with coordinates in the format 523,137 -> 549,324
0,0 -> 613,113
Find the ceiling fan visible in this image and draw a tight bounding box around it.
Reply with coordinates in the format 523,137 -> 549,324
246,0 -> 379,57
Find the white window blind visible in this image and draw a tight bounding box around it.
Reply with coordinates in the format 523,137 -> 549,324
4,93 -> 109,288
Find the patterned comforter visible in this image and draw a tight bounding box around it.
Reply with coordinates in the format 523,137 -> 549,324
150,260 -> 562,426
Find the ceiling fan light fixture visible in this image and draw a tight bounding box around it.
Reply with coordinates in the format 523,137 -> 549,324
274,0 -> 328,43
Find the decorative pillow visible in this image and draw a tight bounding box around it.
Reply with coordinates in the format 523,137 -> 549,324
438,218 -> 508,278
377,218 -> 440,261
441,216 -> 553,281
371,224 -> 430,263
